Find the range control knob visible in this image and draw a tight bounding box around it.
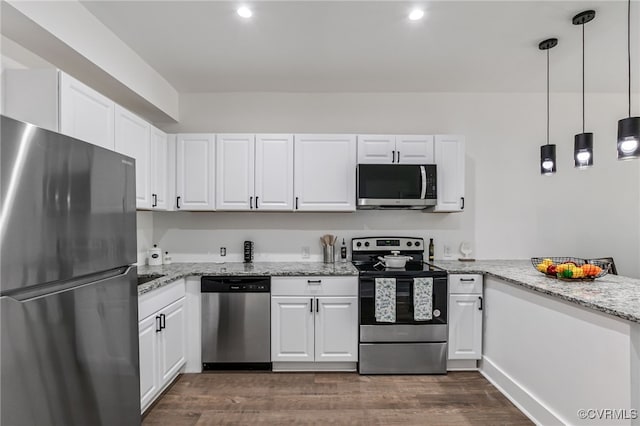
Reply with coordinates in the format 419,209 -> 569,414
415,241 -> 421,247
364,242 -> 370,247
407,242 -> 413,247
356,242 -> 362,247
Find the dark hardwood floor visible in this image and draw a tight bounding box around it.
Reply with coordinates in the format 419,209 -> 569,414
143,371 -> 532,425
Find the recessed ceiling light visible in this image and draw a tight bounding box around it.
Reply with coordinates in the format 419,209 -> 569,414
409,9 -> 424,21
237,6 -> 252,18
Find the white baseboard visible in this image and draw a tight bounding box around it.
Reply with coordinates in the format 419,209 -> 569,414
272,362 -> 357,372
447,359 -> 478,370
480,356 -> 564,426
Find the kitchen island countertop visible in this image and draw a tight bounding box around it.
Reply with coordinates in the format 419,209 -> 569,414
430,259 -> 640,324
137,261 -> 359,296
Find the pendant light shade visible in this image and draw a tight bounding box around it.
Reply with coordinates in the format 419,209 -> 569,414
618,116 -> 640,160
573,10 -> 595,169
541,144 -> 557,175
618,0 -> 640,160
574,132 -> 594,167
539,38 -> 558,175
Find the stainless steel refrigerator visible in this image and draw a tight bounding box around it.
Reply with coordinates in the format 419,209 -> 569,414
0,115 -> 141,425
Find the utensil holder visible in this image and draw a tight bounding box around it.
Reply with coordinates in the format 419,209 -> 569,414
323,246 -> 335,264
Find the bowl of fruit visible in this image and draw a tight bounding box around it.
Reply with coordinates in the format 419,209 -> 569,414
531,257 -> 611,281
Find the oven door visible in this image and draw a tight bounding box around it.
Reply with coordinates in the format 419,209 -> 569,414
357,164 -> 437,208
359,275 -> 447,326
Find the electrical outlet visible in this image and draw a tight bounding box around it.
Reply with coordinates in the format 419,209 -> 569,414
301,247 -> 310,259
220,247 -> 226,256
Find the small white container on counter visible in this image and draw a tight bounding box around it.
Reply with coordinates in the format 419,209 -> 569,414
148,244 -> 163,266
163,251 -> 172,265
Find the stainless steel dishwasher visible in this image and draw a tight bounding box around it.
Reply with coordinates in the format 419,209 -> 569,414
201,276 -> 271,370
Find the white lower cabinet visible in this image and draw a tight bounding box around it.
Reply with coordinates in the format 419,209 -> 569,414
448,274 -> 483,366
271,276 -> 358,370
271,297 -> 315,362
138,280 -> 186,412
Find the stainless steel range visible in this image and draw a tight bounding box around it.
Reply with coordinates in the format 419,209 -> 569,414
352,237 -> 448,374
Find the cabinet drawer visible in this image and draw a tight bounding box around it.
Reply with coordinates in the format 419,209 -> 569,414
449,274 -> 483,294
139,279 -> 186,320
272,276 -> 358,296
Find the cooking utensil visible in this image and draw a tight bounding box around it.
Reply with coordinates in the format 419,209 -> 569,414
377,251 -> 413,268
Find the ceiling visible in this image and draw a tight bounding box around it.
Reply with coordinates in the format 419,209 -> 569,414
81,1 -> 639,93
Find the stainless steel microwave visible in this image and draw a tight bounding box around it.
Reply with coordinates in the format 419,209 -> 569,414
357,164 -> 437,209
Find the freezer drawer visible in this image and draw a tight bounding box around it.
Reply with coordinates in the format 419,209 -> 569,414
359,342 -> 447,374
0,267 -> 140,426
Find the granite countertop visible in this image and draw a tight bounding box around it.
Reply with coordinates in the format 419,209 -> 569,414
430,259 -> 640,324
137,261 -> 359,295
137,259 -> 640,324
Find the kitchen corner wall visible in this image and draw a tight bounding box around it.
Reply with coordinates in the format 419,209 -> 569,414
152,91 -> 640,277
137,211 -> 154,265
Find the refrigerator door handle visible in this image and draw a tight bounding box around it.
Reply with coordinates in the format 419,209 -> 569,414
3,266 -> 133,302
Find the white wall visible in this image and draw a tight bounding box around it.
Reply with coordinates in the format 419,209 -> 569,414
154,91 -> 640,277
136,211 -> 153,265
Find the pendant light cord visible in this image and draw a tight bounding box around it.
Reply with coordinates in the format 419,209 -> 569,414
547,48 -> 550,145
582,23 -> 585,132
628,0 -> 631,117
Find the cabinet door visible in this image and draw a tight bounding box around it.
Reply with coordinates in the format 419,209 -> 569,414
114,105 -> 152,209
150,127 -> 168,210
433,135 -> 465,212
255,134 -> 294,211
396,135 -> 434,164
216,134 -> 255,210
59,73 -> 115,150
159,298 -> 186,384
138,314 -> 160,412
176,134 -> 215,210
357,135 -> 395,164
448,294 -> 482,360
315,297 -> 358,362
271,297 -> 314,362
294,134 -> 356,211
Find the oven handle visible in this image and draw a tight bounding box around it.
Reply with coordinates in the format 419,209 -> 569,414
420,166 -> 427,199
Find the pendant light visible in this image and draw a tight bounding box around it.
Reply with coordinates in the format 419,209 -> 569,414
573,10 -> 596,169
617,0 -> 640,159
539,38 -> 558,175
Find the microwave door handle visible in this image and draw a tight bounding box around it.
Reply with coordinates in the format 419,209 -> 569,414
420,165 -> 427,199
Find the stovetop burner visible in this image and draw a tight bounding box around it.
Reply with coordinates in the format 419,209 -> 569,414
351,237 -> 446,277
353,261 -> 446,276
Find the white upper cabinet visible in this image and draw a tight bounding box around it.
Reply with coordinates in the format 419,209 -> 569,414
60,73 -> 115,150
433,135 -> 465,212
357,134 -> 433,164
294,134 -> 357,211
396,135 -> 434,164
150,127 -> 169,210
216,134 -> 255,211
176,134 -> 216,211
114,105 -> 151,209
357,135 -> 395,163
255,134 -> 294,211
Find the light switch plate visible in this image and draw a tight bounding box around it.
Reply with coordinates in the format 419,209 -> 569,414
301,247 -> 310,259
